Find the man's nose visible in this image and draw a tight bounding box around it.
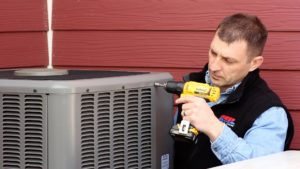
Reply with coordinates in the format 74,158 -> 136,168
210,57 -> 221,71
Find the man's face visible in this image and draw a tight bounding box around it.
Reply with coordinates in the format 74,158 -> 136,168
208,34 -> 255,91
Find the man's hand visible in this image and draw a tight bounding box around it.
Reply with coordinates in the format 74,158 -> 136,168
175,96 -> 225,141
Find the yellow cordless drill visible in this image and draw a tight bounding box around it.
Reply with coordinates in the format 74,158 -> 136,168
154,81 -> 220,144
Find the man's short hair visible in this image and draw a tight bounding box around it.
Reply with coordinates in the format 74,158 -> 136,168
217,13 -> 268,58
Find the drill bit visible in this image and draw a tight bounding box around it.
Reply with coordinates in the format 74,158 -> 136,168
154,82 -> 166,88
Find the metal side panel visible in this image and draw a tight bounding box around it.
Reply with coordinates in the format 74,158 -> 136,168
47,93 -> 82,169
152,85 -> 174,169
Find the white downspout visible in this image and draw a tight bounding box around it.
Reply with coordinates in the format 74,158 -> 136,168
47,0 -> 53,69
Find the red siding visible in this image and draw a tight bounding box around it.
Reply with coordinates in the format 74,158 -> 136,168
53,31 -> 300,70
0,0 -> 48,68
0,0 -> 47,32
0,32 -> 48,68
53,0 -> 300,31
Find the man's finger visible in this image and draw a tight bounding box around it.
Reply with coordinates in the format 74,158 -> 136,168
175,96 -> 195,104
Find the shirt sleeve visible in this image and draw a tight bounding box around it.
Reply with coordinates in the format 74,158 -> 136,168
211,106 -> 288,164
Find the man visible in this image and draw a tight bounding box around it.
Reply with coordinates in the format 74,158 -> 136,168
174,13 -> 294,169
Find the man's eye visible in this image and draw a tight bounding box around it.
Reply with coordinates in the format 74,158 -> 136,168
224,58 -> 234,63
210,50 -> 217,56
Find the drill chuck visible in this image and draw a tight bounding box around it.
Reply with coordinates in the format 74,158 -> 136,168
155,81 -> 184,95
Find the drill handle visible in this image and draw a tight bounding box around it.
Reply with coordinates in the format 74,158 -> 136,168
175,104 -> 184,124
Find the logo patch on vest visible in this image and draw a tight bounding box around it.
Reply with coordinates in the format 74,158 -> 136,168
219,115 -> 236,127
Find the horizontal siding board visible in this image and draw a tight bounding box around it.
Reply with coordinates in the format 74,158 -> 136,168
0,32 -> 48,68
53,31 -> 300,70
261,71 -> 300,111
264,32 -> 300,70
52,31 -> 211,68
0,0 -> 47,32
53,0 -> 300,31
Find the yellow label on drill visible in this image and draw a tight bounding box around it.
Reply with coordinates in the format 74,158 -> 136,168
181,81 -> 220,102
209,86 -> 221,102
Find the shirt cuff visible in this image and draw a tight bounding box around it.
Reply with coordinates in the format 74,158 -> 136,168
211,125 -> 239,161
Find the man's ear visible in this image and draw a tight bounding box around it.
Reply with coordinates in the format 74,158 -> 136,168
249,56 -> 264,72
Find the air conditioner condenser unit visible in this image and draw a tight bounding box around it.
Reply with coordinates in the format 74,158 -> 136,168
0,69 -> 174,169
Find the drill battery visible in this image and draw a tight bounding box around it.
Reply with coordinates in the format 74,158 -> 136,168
170,122 -> 199,144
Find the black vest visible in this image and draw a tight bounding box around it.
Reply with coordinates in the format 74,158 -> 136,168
174,66 -> 294,169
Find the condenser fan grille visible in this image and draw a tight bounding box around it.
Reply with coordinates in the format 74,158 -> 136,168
80,88 -> 152,169
1,94 -> 47,169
